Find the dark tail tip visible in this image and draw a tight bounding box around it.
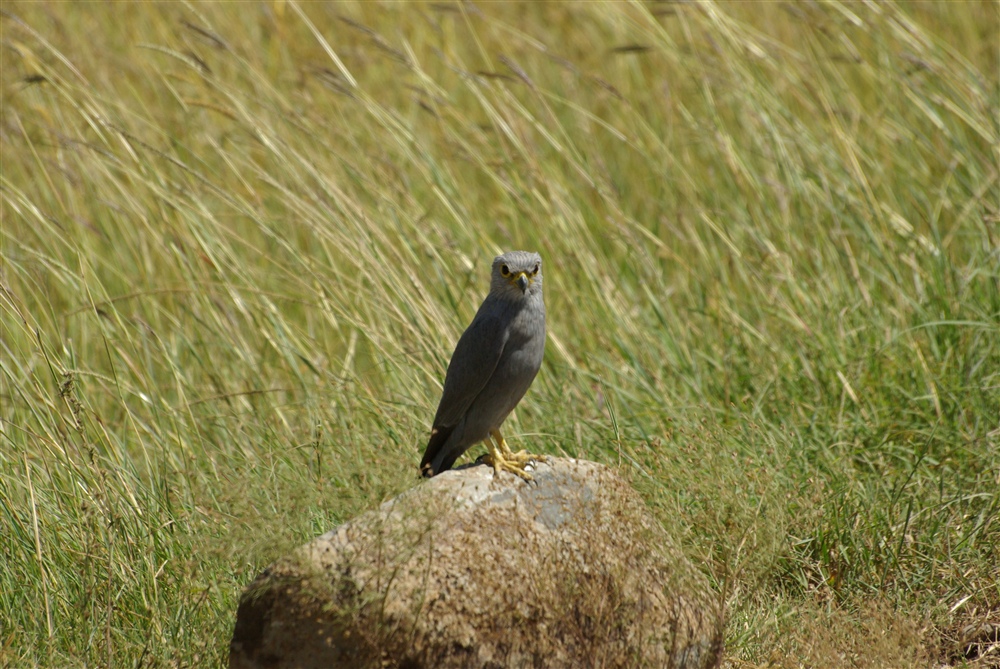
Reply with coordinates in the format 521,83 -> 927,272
420,424 -> 455,479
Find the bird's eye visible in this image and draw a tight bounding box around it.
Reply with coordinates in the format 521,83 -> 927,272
532,264 -> 539,275
500,264 -> 510,276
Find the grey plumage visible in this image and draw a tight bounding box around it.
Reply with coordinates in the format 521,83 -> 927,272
420,251 -> 546,478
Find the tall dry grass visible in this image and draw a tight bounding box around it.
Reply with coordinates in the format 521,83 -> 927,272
1,2 -> 997,666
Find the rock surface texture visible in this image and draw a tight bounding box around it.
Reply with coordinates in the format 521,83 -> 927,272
229,458 -> 724,669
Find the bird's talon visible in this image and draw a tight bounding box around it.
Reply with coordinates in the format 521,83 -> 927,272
483,455 -> 547,482
481,451 -> 538,482
508,449 -> 547,465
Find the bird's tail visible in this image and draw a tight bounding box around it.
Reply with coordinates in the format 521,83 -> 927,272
419,424 -> 456,477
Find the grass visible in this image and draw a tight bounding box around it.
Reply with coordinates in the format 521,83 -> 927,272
1,1 -> 997,667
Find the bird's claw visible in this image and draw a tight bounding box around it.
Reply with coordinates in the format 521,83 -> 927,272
481,452 -> 539,481
481,429 -> 547,481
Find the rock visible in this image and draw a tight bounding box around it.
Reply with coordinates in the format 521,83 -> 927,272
229,457 -> 723,669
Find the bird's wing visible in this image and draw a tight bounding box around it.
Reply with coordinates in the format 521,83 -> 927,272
431,310 -> 508,429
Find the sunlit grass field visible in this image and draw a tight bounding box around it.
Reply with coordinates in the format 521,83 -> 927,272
2,1 -> 998,666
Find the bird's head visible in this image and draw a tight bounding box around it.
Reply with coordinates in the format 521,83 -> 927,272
490,250 -> 543,299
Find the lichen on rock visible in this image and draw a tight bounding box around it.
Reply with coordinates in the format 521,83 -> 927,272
229,458 -> 724,669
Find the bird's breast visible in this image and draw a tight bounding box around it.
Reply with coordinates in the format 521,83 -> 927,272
502,298 -> 545,367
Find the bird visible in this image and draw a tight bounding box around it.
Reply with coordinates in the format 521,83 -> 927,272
420,250 -> 547,481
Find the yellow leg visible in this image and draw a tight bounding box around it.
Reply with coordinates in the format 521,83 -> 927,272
481,429 -> 547,481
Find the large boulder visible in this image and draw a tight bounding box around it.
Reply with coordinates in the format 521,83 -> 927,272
229,457 -> 723,669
